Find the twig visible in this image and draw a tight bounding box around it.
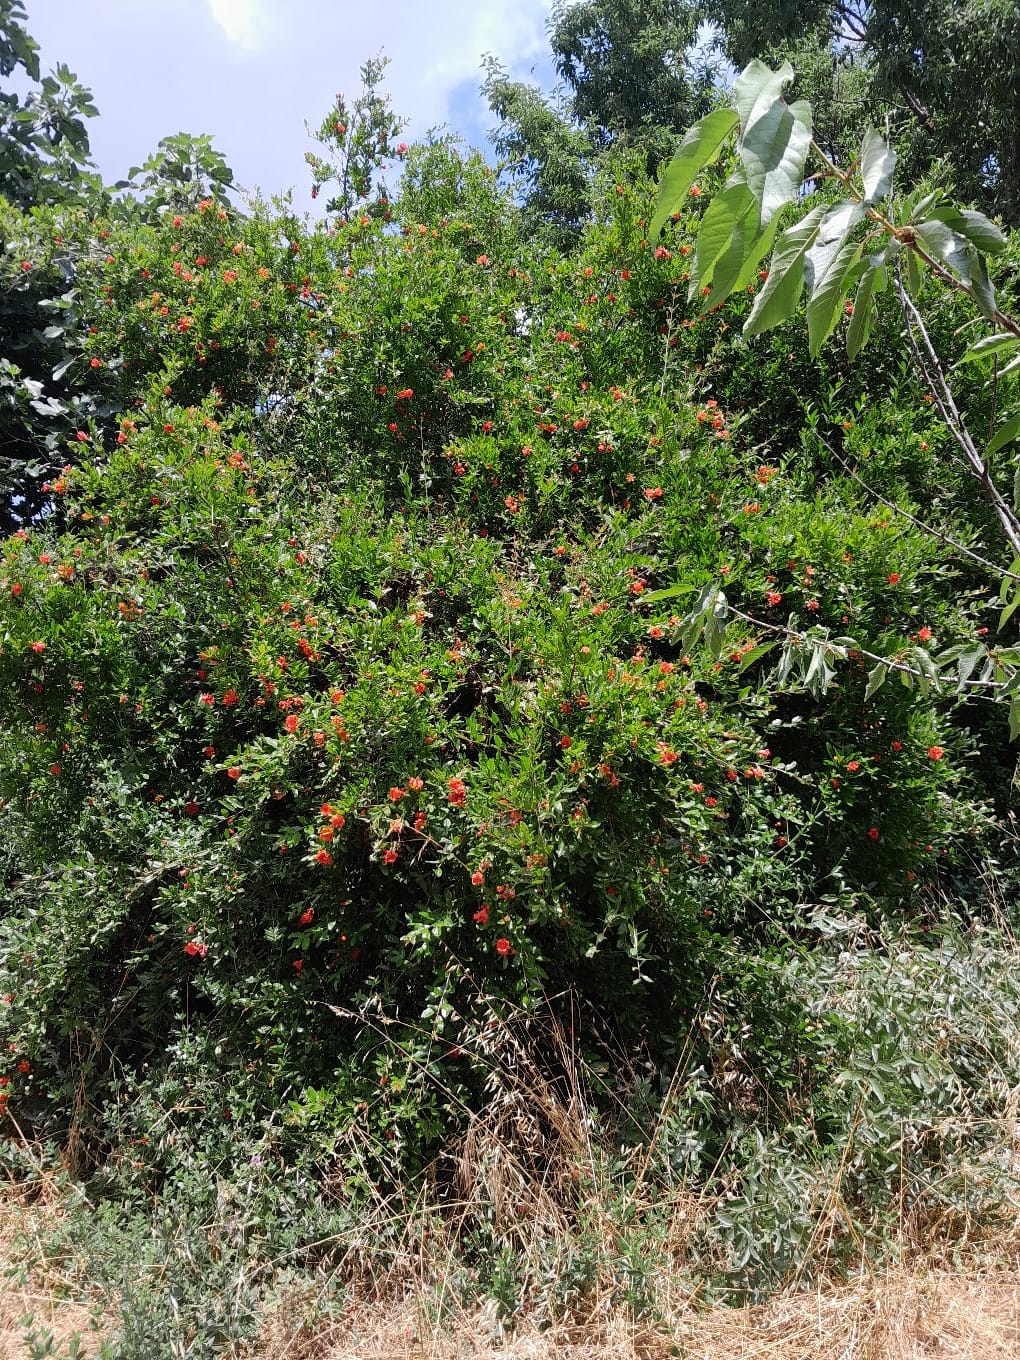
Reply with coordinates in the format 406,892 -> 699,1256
895,267 -> 1020,560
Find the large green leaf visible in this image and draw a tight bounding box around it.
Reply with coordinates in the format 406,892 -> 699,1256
732,60 -> 794,133
738,97 -> 812,222
846,256 -> 887,360
914,219 -> 974,284
860,128 -> 896,203
694,182 -> 758,310
650,108 -> 738,239
969,251 -> 997,320
808,235 -> 864,354
928,205 -> 1008,254
695,183 -> 758,288
957,333 -> 1020,366
743,202 -> 828,338
803,202 -> 865,354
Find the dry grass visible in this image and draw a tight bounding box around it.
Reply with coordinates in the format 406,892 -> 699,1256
249,1265 -> 1020,1360
3,934 -> 1020,1357
0,1182 -> 109,1359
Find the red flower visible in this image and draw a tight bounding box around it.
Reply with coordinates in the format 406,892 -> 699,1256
292,959 -> 303,973
383,847 -> 398,865
917,626 -> 933,643
495,938 -> 514,957
846,760 -> 860,773
887,572 -> 900,585
927,745 -> 944,761
867,827 -> 880,840
448,777 -> 467,806
473,905 -> 490,925
183,940 -> 208,959
222,689 -> 239,707
559,734 -> 572,749
314,848 -> 333,866
408,776 -> 424,791
471,870 -> 485,886
29,641 -> 45,654
227,767 -> 241,780
765,590 -> 783,607
388,786 -> 406,802
299,908 -> 314,925
284,714 -> 299,734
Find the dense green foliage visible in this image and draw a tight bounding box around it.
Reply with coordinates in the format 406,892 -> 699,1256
1,5 -> 1019,1355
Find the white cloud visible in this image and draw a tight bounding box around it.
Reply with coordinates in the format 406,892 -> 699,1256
207,0 -> 269,52
424,0 -> 553,87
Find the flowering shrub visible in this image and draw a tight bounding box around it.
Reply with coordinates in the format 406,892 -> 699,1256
0,132 -> 1009,1188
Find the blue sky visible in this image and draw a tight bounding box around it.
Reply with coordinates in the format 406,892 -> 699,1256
26,0 -> 558,206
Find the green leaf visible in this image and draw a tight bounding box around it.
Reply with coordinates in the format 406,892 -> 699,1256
847,258 -> 886,359
956,647 -> 985,691
732,60 -> 794,133
969,251 -> 997,321
1010,697 -> 1020,743
651,108 -> 738,238
695,183 -> 758,291
905,245 -> 922,296
1001,598 -> 1020,634
860,128 -> 896,203
804,202 -> 865,355
738,97 -> 812,223
957,333 -> 1020,366
694,183 -> 758,311
914,220 -> 974,284
743,202 -> 828,339
736,642 -> 776,672
928,205 -> 1008,255
984,415 -> 1020,461
865,661 -> 888,699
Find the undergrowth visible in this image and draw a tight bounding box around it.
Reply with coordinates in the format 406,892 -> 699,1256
4,904 -> 1019,1358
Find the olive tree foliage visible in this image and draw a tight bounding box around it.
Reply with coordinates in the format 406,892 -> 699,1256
652,59 -> 1020,732
704,0 -> 1020,224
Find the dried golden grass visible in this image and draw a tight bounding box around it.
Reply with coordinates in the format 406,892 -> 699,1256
0,1181 -> 110,1359
250,1265 -> 1020,1360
